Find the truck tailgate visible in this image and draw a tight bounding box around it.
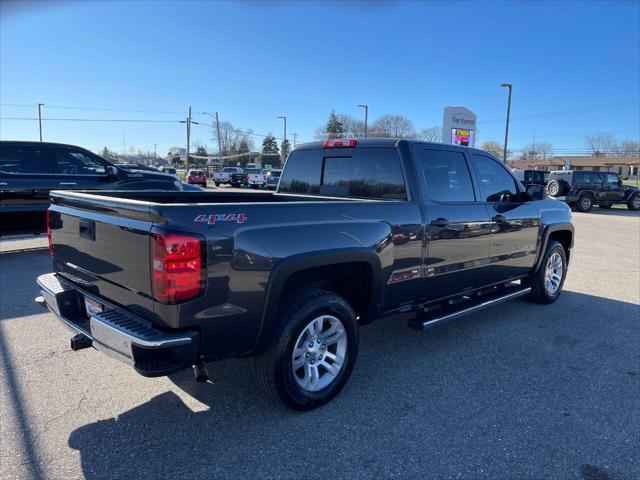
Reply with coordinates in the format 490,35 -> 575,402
49,194 -> 156,322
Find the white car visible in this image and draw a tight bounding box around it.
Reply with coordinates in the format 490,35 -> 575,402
213,167 -> 243,186
245,168 -> 266,188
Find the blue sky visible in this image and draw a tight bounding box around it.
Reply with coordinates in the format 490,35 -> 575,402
1,0 -> 638,156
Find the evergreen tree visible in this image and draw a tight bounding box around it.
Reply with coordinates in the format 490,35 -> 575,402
326,110 -> 345,139
281,139 -> 291,161
262,134 -> 279,154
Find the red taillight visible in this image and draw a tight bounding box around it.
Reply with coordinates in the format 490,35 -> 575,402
323,138 -> 357,149
151,229 -> 204,303
46,208 -> 53,257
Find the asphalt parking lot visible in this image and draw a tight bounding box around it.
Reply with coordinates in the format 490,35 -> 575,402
1,209 -> 639,480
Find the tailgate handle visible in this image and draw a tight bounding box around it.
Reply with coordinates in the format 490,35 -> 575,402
79,219 -> 96,241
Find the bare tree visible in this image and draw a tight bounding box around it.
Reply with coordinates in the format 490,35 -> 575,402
614,140 -> 640,157
481,141 -> 505,159
419,126 -> 442,142
518,142 -> 554,162
585,132 -> 616,156
337,114 -> 366,138
370,114 -> 416,138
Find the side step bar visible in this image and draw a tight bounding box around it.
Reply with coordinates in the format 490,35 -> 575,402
408,286 -> 532,331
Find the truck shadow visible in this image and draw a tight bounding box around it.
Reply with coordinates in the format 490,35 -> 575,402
66,290 -> 640,479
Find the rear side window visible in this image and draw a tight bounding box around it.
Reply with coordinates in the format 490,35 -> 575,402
472,154 -> 519,202
418,149 -> 475,202
574,171 -> 601,184
603,173 -> 619,185
0,145 -> 50,174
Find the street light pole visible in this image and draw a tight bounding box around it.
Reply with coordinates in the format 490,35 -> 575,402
500,83 -> 512,163
37,103 -> 44,141
357,104 -> 368,137
186,106 -> 192,168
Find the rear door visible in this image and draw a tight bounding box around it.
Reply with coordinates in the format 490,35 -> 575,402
470,153 -> 540,282
50,145 -> 110,191
413,146 -> 492,301
574,171 -> 605,202
0,143 -> 55,213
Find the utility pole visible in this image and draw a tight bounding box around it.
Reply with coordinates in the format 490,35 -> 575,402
186,106 -> 192,168
357,104 -> 368,137
293,132 -> 299,147
37,103 -> 44,141
500,83 -> 512,163
215,112 -> 222,165
153,143 -> 157,163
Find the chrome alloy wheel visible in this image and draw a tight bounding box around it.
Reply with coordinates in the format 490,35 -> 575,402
632,195 -> 640,209
580,196 -> 592,210
292,315 -> 347,392
547,182 -> 559,196
544,252 -> 564,295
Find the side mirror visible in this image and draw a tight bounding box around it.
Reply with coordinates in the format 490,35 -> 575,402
525,184 -> 546,201
105,165 -> 119,180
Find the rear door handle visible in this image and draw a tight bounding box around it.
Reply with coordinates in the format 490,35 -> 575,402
430,218 -> 450,227
59,182 -> 77,186
492,215 -> 506,223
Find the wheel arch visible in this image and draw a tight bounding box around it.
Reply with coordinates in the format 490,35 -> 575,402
534,223 -> 574,272
252,249 -> 382,354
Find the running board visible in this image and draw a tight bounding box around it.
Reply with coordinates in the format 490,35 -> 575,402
408,286 -> 532,331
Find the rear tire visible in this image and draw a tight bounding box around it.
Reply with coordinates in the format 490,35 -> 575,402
576,194 -> 593,212
254,289 -> 359,411
527,240 -> 567,304
627,193 -> 640,211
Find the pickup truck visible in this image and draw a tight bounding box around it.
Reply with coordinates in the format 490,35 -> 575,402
213,167 -> 243,186
36,138 -> 574,410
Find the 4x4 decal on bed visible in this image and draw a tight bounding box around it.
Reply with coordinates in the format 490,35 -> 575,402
194,213 -> 247,225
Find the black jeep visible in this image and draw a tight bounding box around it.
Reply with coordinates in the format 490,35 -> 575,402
546,170 -> 640,212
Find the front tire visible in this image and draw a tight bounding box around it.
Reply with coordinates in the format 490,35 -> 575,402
254,289 -> 359,411
627,193 -> 640,211
527,240 -> 567,304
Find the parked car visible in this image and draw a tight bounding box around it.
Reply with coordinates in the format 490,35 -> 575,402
245,168 -> 266,188
0,141 -> 183,235
213,167 -> 243,186
159,166 -> 178,177
546,170 -> 640,212
512,169 -> 549,187
116,163 -> 159,172
186,169 -> 207,187
264,169 -> 282,189
37,138 -> 573,410
230,169 -> 249,187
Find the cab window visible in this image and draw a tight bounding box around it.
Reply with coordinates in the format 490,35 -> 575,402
417,149 -> 475,202
53,147 -> 106,175
0,145 -> 50,174
472,154 -> 519,202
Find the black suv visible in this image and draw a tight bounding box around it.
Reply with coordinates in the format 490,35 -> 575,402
546,170 -> 640,212
0,141 -> 183,234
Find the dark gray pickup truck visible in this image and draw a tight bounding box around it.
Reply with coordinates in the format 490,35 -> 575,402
36,138 -> 574,410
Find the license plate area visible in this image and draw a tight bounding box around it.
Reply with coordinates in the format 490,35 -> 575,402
84,297 -> 104,318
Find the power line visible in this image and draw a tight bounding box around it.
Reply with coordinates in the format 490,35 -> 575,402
482,100 -> 639,124
1,117 -> 181,123
0,103 -> 183,114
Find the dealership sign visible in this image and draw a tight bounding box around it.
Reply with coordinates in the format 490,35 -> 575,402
442,106 -> 477,148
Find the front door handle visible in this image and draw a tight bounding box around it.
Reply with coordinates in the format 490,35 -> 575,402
492,214 -> 506,223
59,182 -> 77,186
430,218 -> 450,227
